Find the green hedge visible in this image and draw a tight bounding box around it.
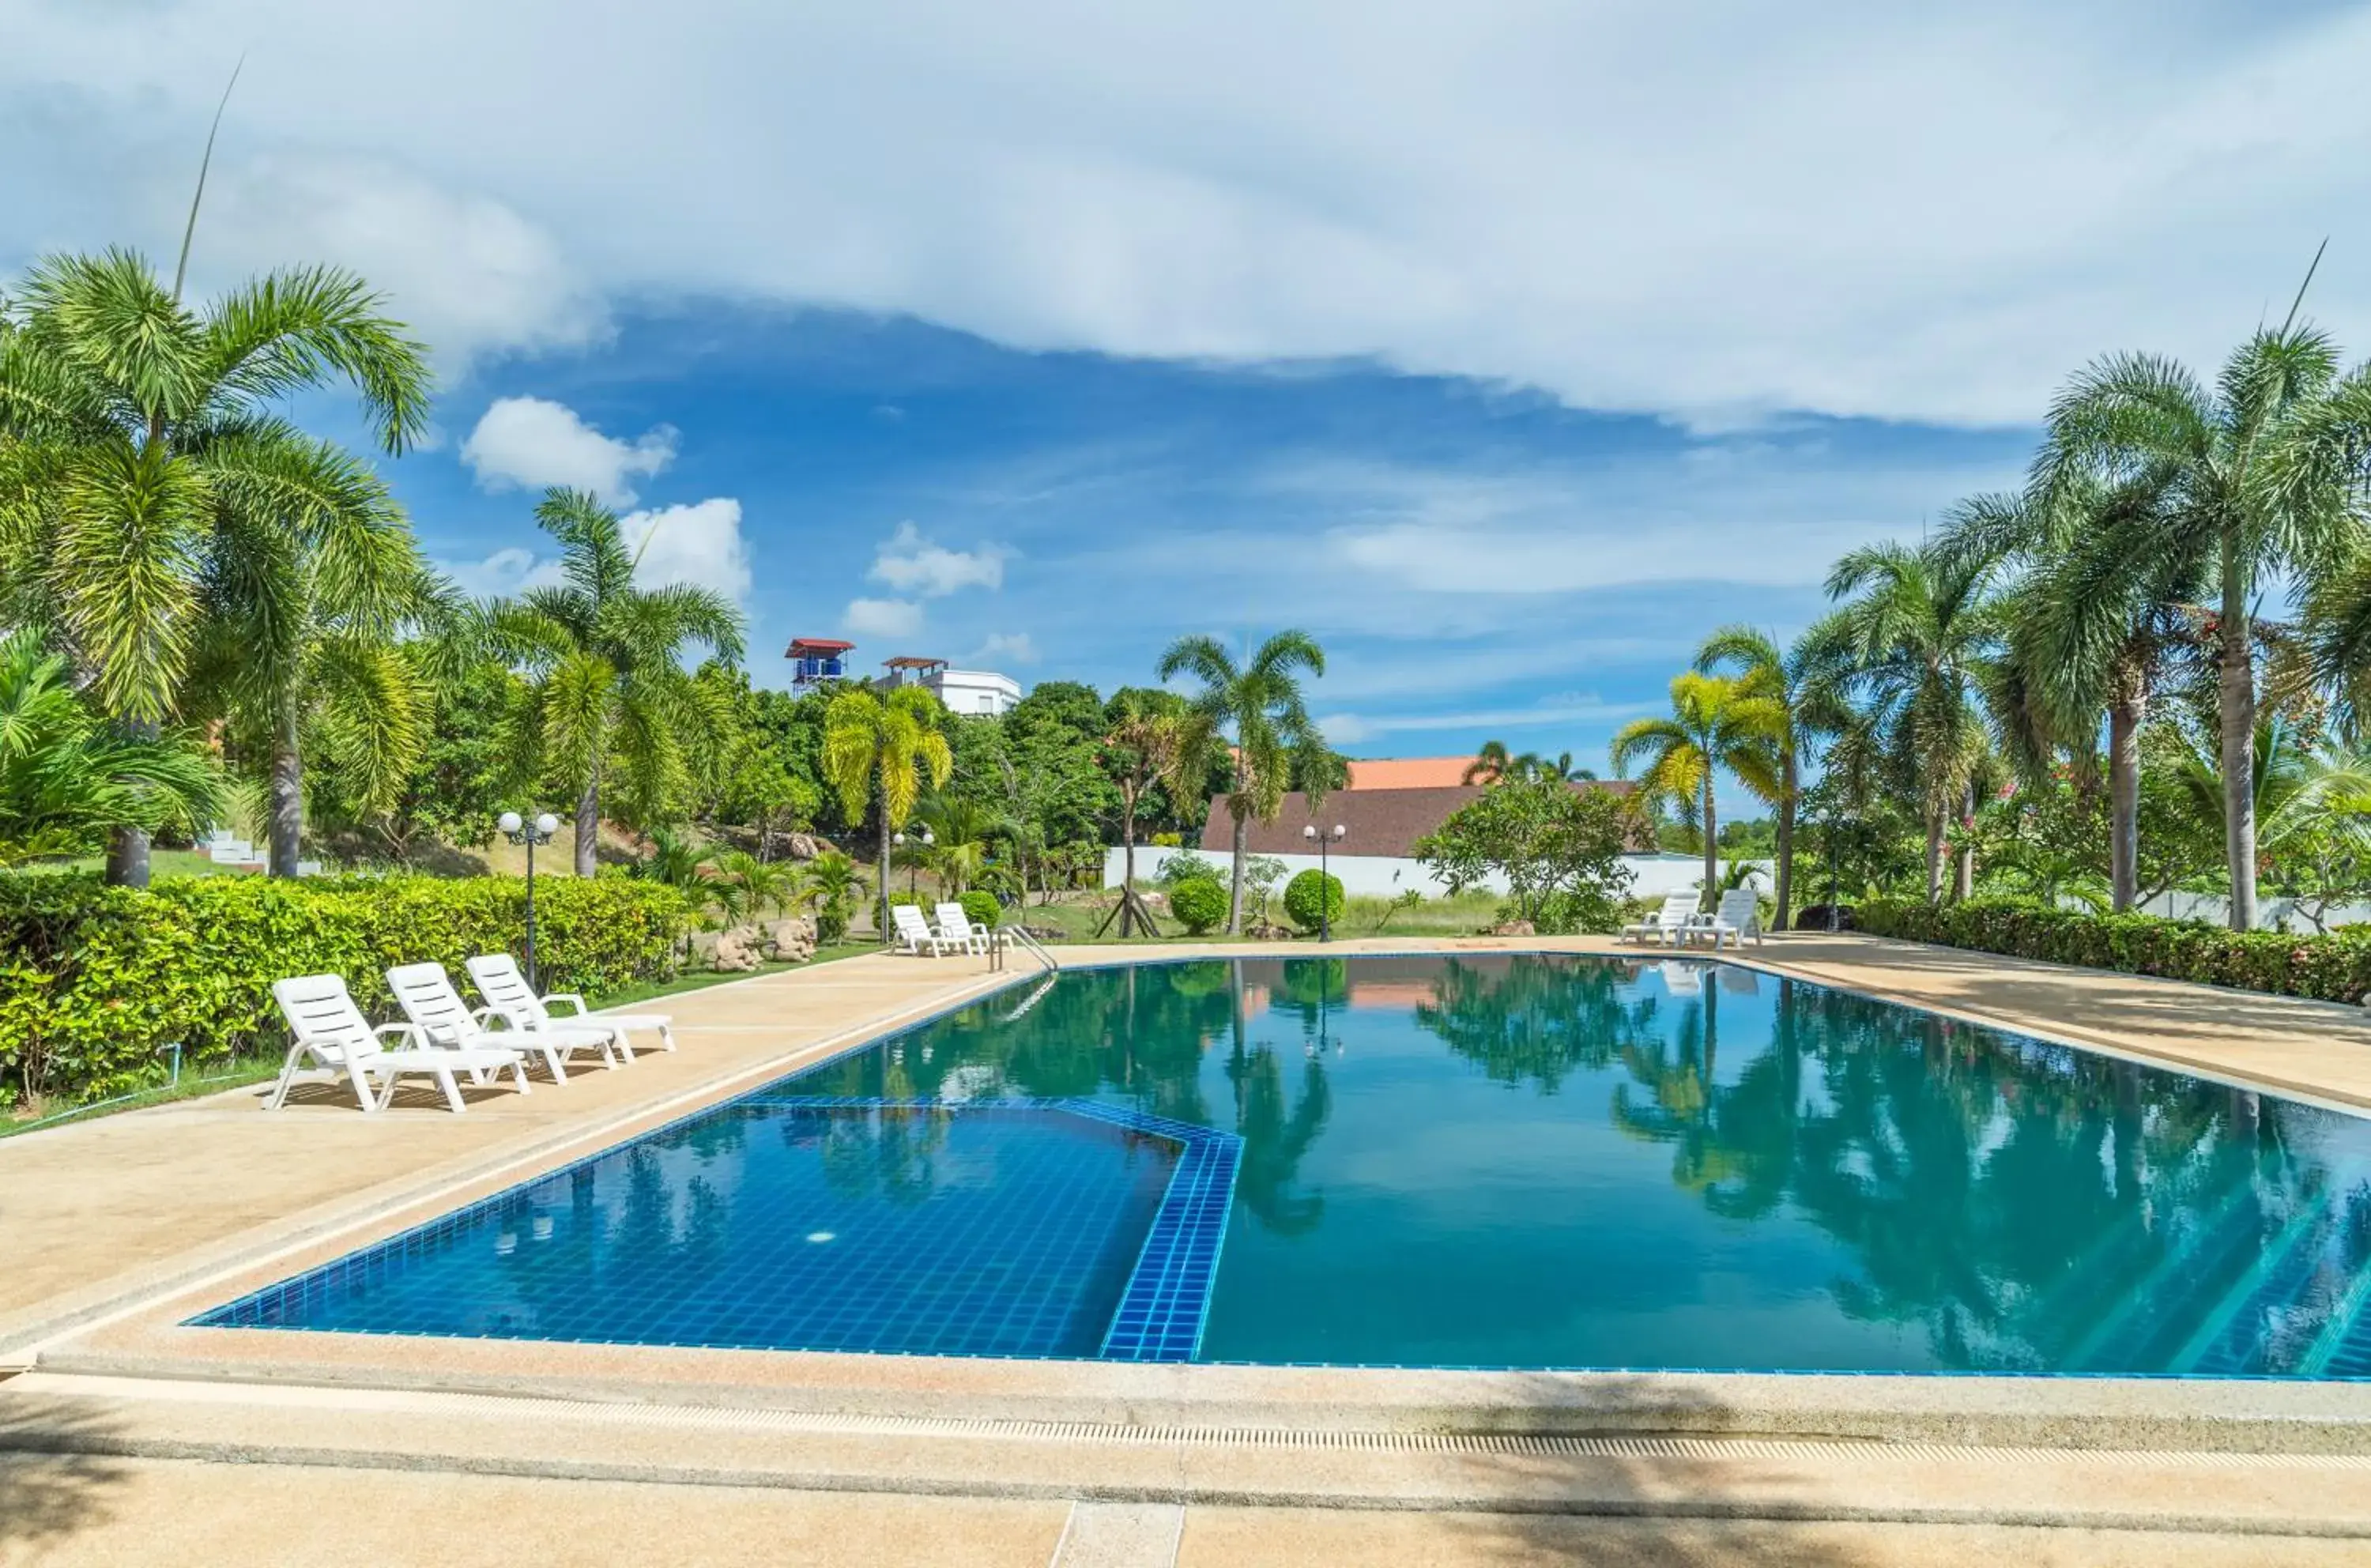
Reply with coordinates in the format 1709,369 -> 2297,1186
1856,896 -> 2371,1004
1,873 -> 693,1106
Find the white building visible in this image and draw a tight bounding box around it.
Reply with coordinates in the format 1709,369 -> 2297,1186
880,656 -> 1023,716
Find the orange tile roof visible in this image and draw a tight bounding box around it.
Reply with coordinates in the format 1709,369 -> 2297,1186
1342,756 -> 1478,790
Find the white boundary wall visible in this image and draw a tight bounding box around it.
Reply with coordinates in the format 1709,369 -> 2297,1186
1103,846 -> 1758,902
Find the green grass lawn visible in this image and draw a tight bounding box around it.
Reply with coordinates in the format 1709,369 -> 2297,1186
0,941 -> 878,1140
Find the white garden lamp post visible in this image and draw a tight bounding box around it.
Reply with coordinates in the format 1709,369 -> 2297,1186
499,810 -> 561,987
1302,822 -> 1347,942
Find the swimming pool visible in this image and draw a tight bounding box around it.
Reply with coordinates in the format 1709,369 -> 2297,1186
198,954 -> 2371,1377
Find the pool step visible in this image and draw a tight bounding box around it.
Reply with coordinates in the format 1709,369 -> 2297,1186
2299,1258 -> 2371,1378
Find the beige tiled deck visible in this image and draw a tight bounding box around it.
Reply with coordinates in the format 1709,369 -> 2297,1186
5,932 -> 2371,1562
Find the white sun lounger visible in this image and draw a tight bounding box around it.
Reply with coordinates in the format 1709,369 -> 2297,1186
386,962 -> 620,1082
467,952 -> 677,1056
933,902 -> 994,956
1687,887 -> 1766,949
1622,893 -> 1698,947
891,902 -> 962,956
266,974 -> 527,1114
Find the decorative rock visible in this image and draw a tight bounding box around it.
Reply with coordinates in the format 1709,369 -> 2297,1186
1488,919 -> 1536,937
779,833 -> 830,861
686,930 -> 722,964
766,917 -> 818,963
713,925 -> 763,971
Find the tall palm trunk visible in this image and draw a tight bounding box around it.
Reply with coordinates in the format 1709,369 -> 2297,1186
1699,772 -> 1717,913
1924,806 -> 1946,903
876,808 -> 892,944
267,705 -> 303,878
1954,783 -> 1975,901
574,767 -> 600,877
2107,665 -> 2144,913
2218,541 -> 2257,930
1774,749 -> 1797,931
1226,808 -> 1249,934
1118,795 -> 1143,938
105,719 -> 159,888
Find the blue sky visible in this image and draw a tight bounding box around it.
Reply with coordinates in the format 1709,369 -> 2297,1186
11,1 -> 2371,781
385,306 -> 2031,769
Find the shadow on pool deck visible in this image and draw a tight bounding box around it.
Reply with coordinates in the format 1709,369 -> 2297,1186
0,1391 -> 130,1554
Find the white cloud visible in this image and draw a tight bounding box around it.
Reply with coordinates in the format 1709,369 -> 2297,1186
625,498 -> 752,605
869,522 -> 1009,597
973,631 -> 1039,665
190,153 -> 609,367
17,2 -> 2371,424
461,398 -> 679,506
844,597 -> 924,639
442,544 -> 564,601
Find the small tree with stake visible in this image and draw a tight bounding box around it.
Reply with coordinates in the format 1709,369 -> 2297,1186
1096,695 -> 1215,938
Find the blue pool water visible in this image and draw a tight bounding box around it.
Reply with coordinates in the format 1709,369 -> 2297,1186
198,956 -> 2371,1376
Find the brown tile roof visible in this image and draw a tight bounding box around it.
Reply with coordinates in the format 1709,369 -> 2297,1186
1199,781 -> 1642,859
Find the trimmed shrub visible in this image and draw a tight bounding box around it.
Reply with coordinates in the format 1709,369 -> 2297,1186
1154,850 -> 1225,888
1282,869 -> 1346,934
0,873 -> 693,1107
959,890 -> 1001,931
1169,876 -> 1227,934
1856,895 -> 2371,1004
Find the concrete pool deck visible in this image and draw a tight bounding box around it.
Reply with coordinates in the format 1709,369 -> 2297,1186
6,933 -> 2371,1561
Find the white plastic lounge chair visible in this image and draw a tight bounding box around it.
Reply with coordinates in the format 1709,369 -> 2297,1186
1622,893 -> 1698,947
466,952 -> 676,1056
933,902 -> 993,956
386,962 -> 619,1082
891,902 -> 962,956
1687,888 -> 1766,949
266,974 -> 526,1114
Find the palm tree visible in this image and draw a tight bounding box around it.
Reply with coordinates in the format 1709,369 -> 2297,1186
1611,673 -> 1785,912
0,631 -> 228,865
1825,538 -> 2004,903
492,489 -> 746,876
1156,631 -> 1329,933
2036,322 -> 2371,928
796,848 -> 861,942
1945,481 -> 2208,912
820,683 -> 952,941
1462,740 -> 1596,785
1694,622 -> 1852,930
188,468 -> 451,876
910,793 -> 1012,895
0,248 -> 434,885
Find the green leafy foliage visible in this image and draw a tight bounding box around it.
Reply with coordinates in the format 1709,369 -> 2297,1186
1415,779 -> 1638,928
1167,876 -> 1227,933
1281,869 -> 1344,933
959,889 -> 1002,931
0,873 -> 693,1106
1856,896 -> 2371,1004
1153,850 -> 1225,888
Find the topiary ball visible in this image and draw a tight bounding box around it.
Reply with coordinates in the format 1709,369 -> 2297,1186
1282,869 -> 1345,934
959,890 -> 1001,930
1169,876 -> 1227,934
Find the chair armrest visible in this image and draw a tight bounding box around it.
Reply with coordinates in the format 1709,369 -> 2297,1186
469,1005 -> 517,1033
541,993 -> 589,1016
375,1021 -> 426,1048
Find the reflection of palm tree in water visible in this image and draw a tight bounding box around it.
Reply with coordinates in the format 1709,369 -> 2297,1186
1616,978 -> 2331,1371
812,1102 -> 951,1206
1229,1043 -> 1330,1235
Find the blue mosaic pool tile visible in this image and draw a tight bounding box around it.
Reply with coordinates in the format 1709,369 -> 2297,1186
1065,1104 -> 1242,1363
194,1094 -> 1241,1366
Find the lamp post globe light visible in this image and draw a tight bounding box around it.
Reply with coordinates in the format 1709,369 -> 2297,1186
1301,822 -> 1347,942
499,810 -> 561,987
889,827 -> 936,922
